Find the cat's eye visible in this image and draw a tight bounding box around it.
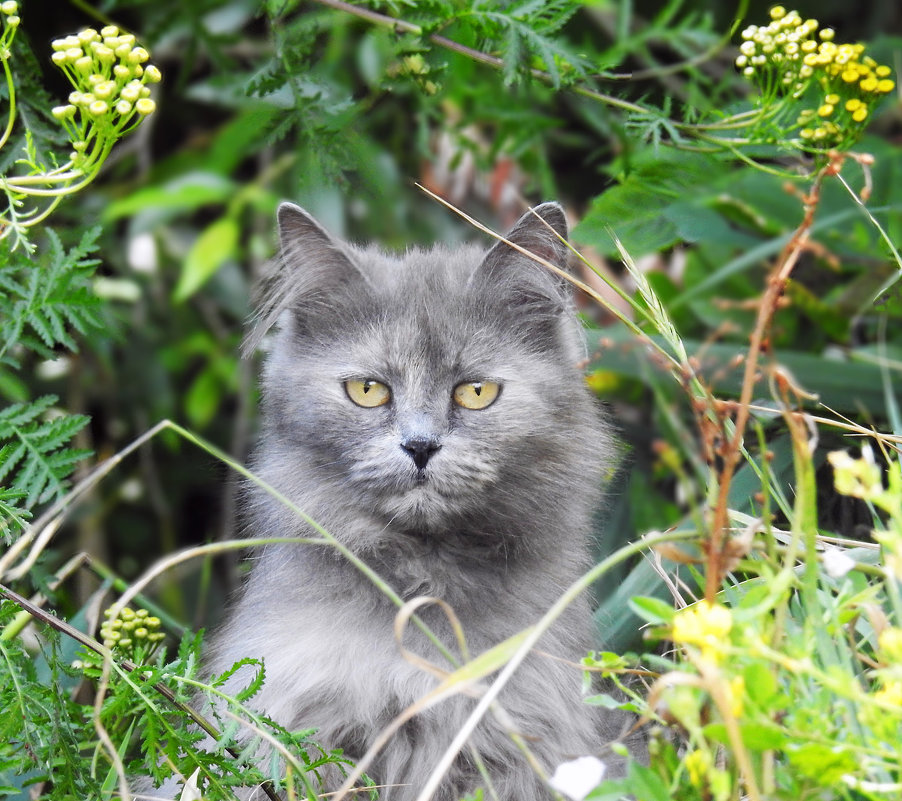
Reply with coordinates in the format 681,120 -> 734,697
345,379 -> 391,408
453,381 -> 501,410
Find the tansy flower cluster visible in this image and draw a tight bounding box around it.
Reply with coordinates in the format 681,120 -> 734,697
73,606 -> 166,672
49,25 -> 161,166
737,6 -> 895,149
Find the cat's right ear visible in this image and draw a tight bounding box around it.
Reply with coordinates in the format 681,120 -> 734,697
243,203 -> 370,355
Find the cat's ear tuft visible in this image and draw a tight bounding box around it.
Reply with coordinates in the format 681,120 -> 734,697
471,202 -> 573,316
244,203 -> 369,355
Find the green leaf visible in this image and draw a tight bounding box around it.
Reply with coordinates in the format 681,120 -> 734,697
0,397 -> 91,507
185,365 -> 223,429
627,596 -> 675,625
786,743 -> 858,785
174,216 -> 240,302
573,151 -> 728,257
103,172 -> 237,221
704,721 -> 787,751
0,226 -> 104,364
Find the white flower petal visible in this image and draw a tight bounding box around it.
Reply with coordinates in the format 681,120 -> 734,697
823,547 -> 856,579
549,756 -> 607,801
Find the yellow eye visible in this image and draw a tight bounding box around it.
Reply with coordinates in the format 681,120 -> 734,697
453,381 -> 501,410
345,379 -> 391,408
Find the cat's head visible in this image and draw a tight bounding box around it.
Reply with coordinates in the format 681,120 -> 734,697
250,203 -> 609,540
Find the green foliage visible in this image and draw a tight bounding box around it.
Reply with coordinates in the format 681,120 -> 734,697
0,226 -> 104,365
0,599 -> 353,800
0,395 -> 90,508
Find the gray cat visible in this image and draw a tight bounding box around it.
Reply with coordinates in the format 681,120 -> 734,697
200,202 -> 626,800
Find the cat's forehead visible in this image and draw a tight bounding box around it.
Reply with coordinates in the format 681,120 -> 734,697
339,247 -> 509,370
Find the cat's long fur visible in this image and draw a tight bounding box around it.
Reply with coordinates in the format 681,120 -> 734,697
177,204 -> 628,800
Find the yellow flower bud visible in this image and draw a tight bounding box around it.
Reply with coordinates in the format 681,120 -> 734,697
66,47 -> 83,61
94,44 -> 116,64
842,69 -> 859,83
877,79 -> 895,93
1,1 -> 17,14
100,25 -> 119,38
876,65 -> 892,77
144,64 -> 162,83
817,103 -> 834,117
114,64 -> 131,79
51,51 -> 68,65
128,47 -> 150,64
116,99 -> 132,115
819,27 -> 834,41
135,97 -> 156,115
770,6 -> 786,20
74,56 -> 93,74
51,104 -> 77,120
845,98 -> 862,111
78,28 -> 99,44
94,81 -> 116,99
825,93 -> 840,104
852,106 -> 868,122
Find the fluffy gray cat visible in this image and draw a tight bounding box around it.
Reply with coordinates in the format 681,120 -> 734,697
194,203 -> 627,800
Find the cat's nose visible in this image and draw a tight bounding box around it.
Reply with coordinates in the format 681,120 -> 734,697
400,438 -> 441,471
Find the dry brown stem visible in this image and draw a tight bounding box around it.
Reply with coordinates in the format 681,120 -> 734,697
702,153 -> 846,601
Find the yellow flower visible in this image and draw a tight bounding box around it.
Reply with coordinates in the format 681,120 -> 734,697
860,76 -> 878,92
685,750 -> 712,786
878,628 -> 902,662
873,681 -> 902,708
728,675 -> 746,718
672,600 -> 733,661
851,106 -> 868,122
817,103 -> 834,116
877,79 -> 895,93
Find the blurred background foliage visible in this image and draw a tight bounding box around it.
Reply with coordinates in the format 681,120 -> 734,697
2,0 -> 901,639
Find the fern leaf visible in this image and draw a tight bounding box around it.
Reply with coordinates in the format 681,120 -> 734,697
0,226 -> 105,362
0,396 -> 91,506
0,487 -> 30,543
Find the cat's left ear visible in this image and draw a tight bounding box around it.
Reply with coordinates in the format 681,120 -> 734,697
470,202 -> 573,313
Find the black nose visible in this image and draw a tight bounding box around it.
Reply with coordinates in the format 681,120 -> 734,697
401,438 -> 441,471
